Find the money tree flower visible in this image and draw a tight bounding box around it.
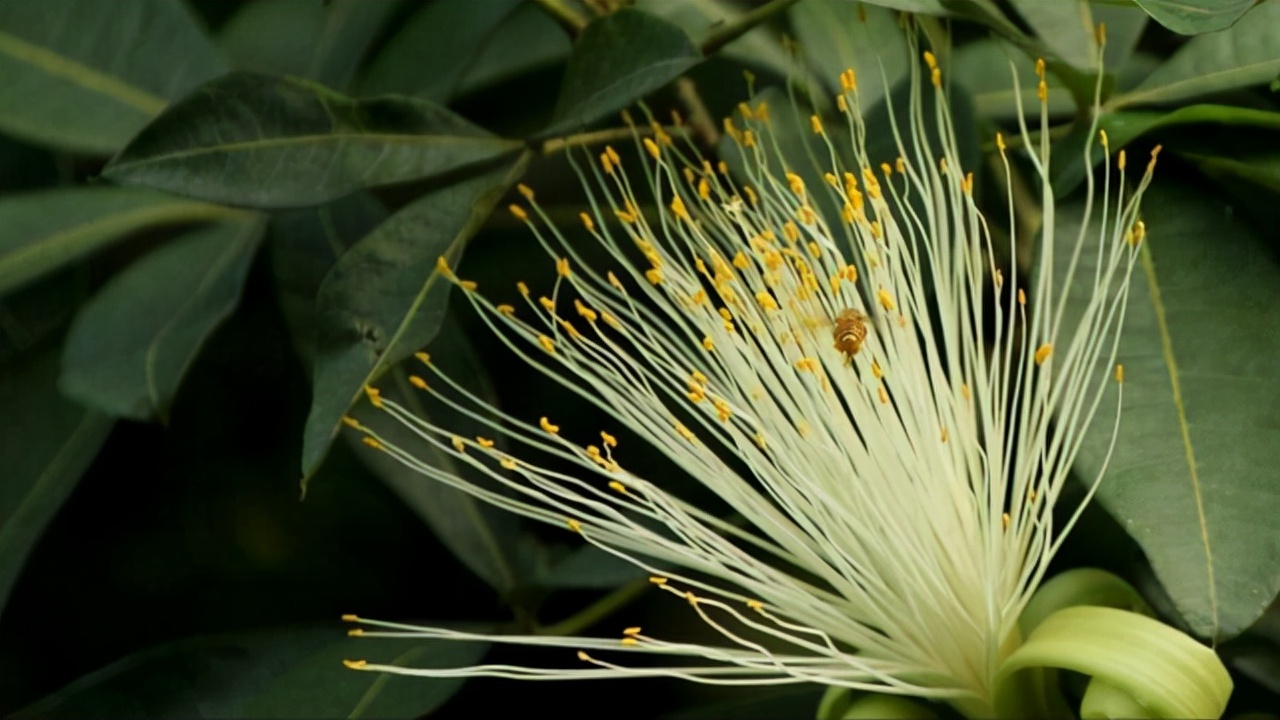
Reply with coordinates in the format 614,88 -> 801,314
339,35 -> 1231,720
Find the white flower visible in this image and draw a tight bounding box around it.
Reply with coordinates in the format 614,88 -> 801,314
340,40 -> 1158,717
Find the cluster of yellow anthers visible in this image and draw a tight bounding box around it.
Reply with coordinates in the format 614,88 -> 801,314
340,41 -> 1160,713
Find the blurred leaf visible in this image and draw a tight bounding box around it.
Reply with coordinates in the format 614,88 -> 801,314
1221,602 -> 1280,693
0,345 -> 114,613
543,9 -> 701,136
10,625 -> 486,719
664,686 -> 825,718
454,1 -> 572,97
270,193 -> 390,364
539,544 -> 644,589
301,154 -> 531,484
218,0 -> 396,89
789,0 -> 910,111
0,187 -> 244,296
103,73 -> 523,209
1050,104 -> 1280,197
1180,149 -> 1280,192
0,0 -> 226,155
60,217 -> 266,421
951,39 -> 1075,121
1008,0 -> 1098,70
358,0 -> 521,102
1057,180 -> 1280,641
1134,0 -> 1257,34
1096,3 -> 1150,71
638,0 -> 800,82
349,325 -> 526,593
1110,1 -> 1280,108
861,0 -> 947,12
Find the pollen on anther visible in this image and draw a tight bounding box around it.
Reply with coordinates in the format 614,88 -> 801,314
649,576 -> 668,585
340,415 -> 361,429
1115,364 -> 1125,383
363,385 -> 383,408
609,480 -> 627,494
517,183 -> 535,201
496,303 -> 515,316
620,637 -> 638,646
556,258 -> 571,277
567,518 -> 582,533
877,288 -> 896,312
361,437 -> 382,450
408,375 -> 428,391
451,436 -> 465,452
746,599 -> 764,611
540,417 -> 560,434
342,613 -> 359,622
577,651 -> 591,662
538,335 -> 556,353
643,137 -> 661,160
508,204 -> 528,221
477,436 -> 495,449
1034,344 -> 1053,365
343,659 -> 368,669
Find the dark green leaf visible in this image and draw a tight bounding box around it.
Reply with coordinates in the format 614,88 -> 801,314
270,193 -> 390,365
1180,149 -> 1280,192
1008,0 -> 1099,70
10,625 -> 486,719
952,39 -> 1075,121
453,1 -> 572,97
639,0 -> 801,83
217,0 -> 396,89
0,345 -> 113,613
349,326 -> 526,593
0,0 -> 226,154
103,73 -> 523,209
544,9 -> 701,136
539,544 -> 644,589
861,0 -> 947,12
60,217 -> 266,421
358,0 -> 521,102
1050,105 -> 1280,197
789,0 -> 909,111
1135,0 -> 1256,34
1057,180 -> 1280,641
0,187 -> 245,296
301,153 -> 531,484
1110,1 -> 1280,108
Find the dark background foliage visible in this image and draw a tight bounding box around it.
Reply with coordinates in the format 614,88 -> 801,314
1,0 -> 1277,717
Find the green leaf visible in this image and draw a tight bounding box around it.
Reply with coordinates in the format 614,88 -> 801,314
10,625 -> 486,719
103,73 -> 524,209
0,187 -> 244,296
1109,1 -> 1280,108
539,544 -> 645,589
1179,148 -> 1280,192
349,329 -> 526,593
270,193 -> 390,365
638,0 -> 801,82
544,9 -> 701,136
861,0 -> 948,12
0,345 -> 113,613
60,217 -> 266,421
951,39 -> 1076,121
301,154 -> 531,484
789,0 -> 910,111
0,0 -> 226,154
453,1 -> 572,97
1057,180 -> 1280,641
1134,0 -> 1257,34
217,0 -> 396,89
1050,104 -> 1280,197
357,0 -> 521,102
1008,0 -> 1099,70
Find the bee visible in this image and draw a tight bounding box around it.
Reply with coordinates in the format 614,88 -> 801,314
832,308 -> 869,359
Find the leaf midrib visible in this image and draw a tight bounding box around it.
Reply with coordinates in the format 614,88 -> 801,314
1113,58 -> 1280,108
0,29 -> 166,115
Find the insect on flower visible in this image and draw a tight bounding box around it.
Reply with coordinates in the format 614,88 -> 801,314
331,21 -> 1213,720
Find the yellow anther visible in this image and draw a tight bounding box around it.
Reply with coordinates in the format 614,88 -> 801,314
567,518 -> 582,533
414,351 -> 431,366
753,432 -> 767,449
508,204 -> 528,221
961,383 -> 971,401
451,436 -> 465,452
794,357 -> 820,373
675,422 -> 696,442
1017,288 -> 1027,305
361,436 -> 382,450
620,637 -> 638,646
746,599 -> 764,611
737,101 -> 753,119
697,177 -> 710,200
496,303 -> 515,316
871,360 -> 883,379
557,257 -> 571,277
931,68 -> 941,88
435,255 -> 452,276
517,281 -> 530,297
580,212 -> 595,232
538,335 -> 555,353
363,385 -> 383,408
786,172 -> 805,196
577,650 -> 591,662
962,172 -> 974,195
602,312 -> 621,330
878,384 -> 889,404
702,336 -> 715,351
1118,149 -> 1127,171
499,457 -> 517,470
717,161 -> 728,174
586,445 -> 601,458
755,291 -> 778,312
839,68 -> 857,91
670,195 -> 690,221
599,151 -> 613,174
408,375 -> 428,391
459,280 -> 477,291
896,156 -> 905,174
476,436 -> 495,449
1034,344 -> 1053,365
609,480 -> 627,494
342,614 -> 359,622
836,94 -> 848,113
1148,145 -> 1162,173
683,167 -> 695,184
796,206 -> 816,225
643,137 -> 661,159
741,129 -> 756,147
340,415 -> 361,429
1037,79 -> 1047,103
783,221 -> 800,243
881,161 -> 892,177
1100,128 -> 1110,149
539,296 -> 556,313
517,183 -> 534,201
743,185 -> 757,206
685,591 -> 699,605
810,115 -> 823,134
343,659 -> 367,669
940,426 -> 949,443
649,576 -> 668,585
996,132 -> 1006,152
1115,364 -> 1125,383
877,288 -> 896,312
540,417 -> 560,434
732,251 -> 750,270
645,268 -> 662,285
1002,513 -> 1011,531
754,102 -> 770,122
923,50 -> 938,70
574,300 -> 598,323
